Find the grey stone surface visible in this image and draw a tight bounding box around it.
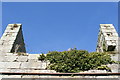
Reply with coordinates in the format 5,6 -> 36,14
17,56 -> 28,62
107,64 -> 119,73
0,69 -> 10,72
9,69 -> 30,73
31,70 -> 56,73
28,59 -> 38,62
2,75 -> 21,78
40,62 -> 47,69
28,54 -> 39,60
7,62 -> 21,69
5,55 -> 18,62
80,70 -> 107,73
5,53 -> 16,56
0,53 -> 18,62
96,24 -> 119,55
1,77 -> 120,80
0,62 -> 21,69
20,61 -> 47,69
0,24 -> 26,53
0,62 -> 7,68
0,55 -> 6,62
110,53 -> 119,62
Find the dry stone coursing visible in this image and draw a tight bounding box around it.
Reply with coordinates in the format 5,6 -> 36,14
17,56 -> 28,62
28,54 -> 39,60
0,52 -> 117,75
0,62 -> 21,69
0,24 -> 26,53
0,53 -> 55,73
0,24 -> 120,79
1,75 -> 119,79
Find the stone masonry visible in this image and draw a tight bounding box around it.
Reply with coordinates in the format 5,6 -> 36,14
0,24 -> 120,79
0,24 -> 26,53
96,24 -> 120,75
96,24 -> 120,62
0,24 -> 56,79
0,53 -> 56,73
96,24 -> 119,53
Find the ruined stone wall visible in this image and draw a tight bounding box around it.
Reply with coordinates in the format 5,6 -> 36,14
0,53 -> 56,73
0,24 -> 120,79
96,24 -> 120,74
96,24 -> 119,53
0,24 -> 56,79
96,24 -> 119,64
0,24 -> 26,53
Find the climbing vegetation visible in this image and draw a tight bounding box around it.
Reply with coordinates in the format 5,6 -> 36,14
38,49 -> 114,73
38,53 -> 46,61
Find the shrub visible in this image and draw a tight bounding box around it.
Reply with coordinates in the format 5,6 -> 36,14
38,49 -> 114,73
38,53 -> 46,61
96,65 -> 111,72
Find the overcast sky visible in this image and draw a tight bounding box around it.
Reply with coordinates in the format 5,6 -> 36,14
2,2 -> 118,54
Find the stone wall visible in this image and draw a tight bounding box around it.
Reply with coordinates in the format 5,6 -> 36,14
96,24 -> 119,54
0,24 -> 26,53
0,53 -> 56,73
0,23 -> 120,79
0,52 -> 118,79
1,76 -> 119,79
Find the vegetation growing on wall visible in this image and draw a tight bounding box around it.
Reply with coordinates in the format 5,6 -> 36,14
38,49 -> 114,73
38,53 -> 46,61
103,41 -> 106,52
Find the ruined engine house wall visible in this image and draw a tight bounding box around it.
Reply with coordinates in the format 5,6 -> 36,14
0,24 -> 26,53
0,24 -> 120,79
96,24 -> 119,53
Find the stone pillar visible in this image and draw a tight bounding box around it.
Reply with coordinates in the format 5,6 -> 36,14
96,24 -> 119,73
0,24 -> 26,53
96,24 -> 119,54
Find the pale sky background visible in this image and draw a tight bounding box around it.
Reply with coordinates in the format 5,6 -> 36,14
2,2 -> 118,54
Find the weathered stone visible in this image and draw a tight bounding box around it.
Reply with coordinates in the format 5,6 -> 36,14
20,62 -> 40,69
0,24 -> 26,53
10,69 -> 28,73
0,57 -> 6,62
96,24 -> 119,54
5,53 -> 15,56
2,75 -> 21,78
0,23 -> 120,79
85,70 -> 107,73
110,53 -> 119,62
17,56 -> 28,62
40,62 -> 47,69
20,62 -> 47,69
21,75 -> 39,78
107,64 -> 119,73
0,62 -> 21,69
7,62 -> 21,69
28,54 -> 39,60
5,55 -> 18,62
0,54 -> 6,62
0,62 -> 7,68
37,70 -> 56,73
28,59 -> 38,62
0,69 -> 10,72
